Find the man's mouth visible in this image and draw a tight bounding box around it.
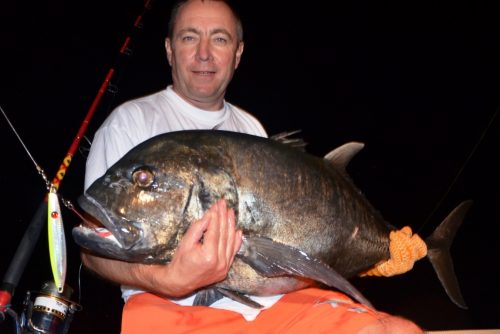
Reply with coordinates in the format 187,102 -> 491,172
193,70 -> 215,76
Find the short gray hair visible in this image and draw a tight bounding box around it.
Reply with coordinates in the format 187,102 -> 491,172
167,0 -> 243,43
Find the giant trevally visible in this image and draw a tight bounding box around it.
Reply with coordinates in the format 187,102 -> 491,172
73,130 -> 471,309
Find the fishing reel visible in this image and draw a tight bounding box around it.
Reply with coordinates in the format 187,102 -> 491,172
20,281 -> 81,334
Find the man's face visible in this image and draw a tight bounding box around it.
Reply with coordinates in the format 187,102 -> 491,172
165,0 -> 244,110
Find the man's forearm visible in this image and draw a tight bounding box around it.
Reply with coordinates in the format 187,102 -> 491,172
80,252 -> 189,298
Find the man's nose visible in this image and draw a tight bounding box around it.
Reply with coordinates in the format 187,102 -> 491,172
196,39 -> 213,62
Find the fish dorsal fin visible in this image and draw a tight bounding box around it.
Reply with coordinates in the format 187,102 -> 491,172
324,142 -> 364,171
270,130 -> 307,151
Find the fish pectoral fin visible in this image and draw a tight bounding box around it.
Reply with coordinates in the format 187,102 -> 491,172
193,288 -> 224,306
218,288 -> 264,309
238,236 -> 373,308
193,287 -> 264,309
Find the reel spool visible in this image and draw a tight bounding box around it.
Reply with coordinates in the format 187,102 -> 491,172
21,281 -> 81,334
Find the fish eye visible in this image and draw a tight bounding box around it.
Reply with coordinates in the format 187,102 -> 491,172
132,168 -> 154,188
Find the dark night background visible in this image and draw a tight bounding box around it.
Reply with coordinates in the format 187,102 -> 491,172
1,1 -> 499,333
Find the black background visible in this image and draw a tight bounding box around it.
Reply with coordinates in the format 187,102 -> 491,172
1,1 -> 499,333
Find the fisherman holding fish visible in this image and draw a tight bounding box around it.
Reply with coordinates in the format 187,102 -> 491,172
80,0 -> 424,332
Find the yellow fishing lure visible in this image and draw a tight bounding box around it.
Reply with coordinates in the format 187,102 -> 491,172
48,186 -> 67,293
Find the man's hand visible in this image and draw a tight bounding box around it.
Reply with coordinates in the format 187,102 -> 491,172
159,199 -> 243,296
81,199 -> 242,298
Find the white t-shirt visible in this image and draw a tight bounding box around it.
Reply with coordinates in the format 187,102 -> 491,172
85,85 -> 267,190
84,85 -> 281,320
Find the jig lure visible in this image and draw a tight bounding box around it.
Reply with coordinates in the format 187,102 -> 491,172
48,186 -> 67,293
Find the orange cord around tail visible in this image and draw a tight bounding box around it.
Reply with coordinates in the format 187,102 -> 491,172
361,226 -> 427,277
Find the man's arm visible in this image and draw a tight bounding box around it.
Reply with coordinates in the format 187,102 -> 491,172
81,199 -> 242,298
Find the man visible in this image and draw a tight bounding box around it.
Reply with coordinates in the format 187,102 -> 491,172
82,1 -> 424,332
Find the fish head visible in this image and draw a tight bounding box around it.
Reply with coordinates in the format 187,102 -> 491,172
73,136 -> 217,263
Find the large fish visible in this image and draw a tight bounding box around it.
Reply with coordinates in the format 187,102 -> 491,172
73,130 -> 471,309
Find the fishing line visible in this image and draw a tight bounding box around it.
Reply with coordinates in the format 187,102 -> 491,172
1,104 -> 81,213
418,108 -> 499,233
0,105 -> 51,191
1,104 -> 70,294
77,262 -> 83,305
0,1 -> 158,328
78,136 -> 92,159
2,103 -> 103,295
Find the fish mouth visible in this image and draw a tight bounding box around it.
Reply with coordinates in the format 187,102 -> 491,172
74,193 -> 143,251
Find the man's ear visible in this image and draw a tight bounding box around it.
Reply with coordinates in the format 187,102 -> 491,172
165,38 -> 173,66
234,41 -> 244,69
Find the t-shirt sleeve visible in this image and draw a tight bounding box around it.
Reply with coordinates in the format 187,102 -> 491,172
84,123 -> 135,191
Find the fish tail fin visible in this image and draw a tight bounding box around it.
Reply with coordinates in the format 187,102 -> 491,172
424,200 -> 473,309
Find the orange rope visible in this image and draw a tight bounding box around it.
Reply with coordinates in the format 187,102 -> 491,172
361,226 -> 427,277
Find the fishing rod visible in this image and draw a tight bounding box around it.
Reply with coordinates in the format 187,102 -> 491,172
0,1 -> 154,333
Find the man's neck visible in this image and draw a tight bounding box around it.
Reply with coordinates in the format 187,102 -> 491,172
171,86 -> 224,111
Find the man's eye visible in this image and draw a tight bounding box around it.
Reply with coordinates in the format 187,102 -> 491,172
132,168 -> 154,188
214,37 -> 228,44
182,36 -> 195,42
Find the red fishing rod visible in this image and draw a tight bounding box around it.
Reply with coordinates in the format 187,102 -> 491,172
0,1 -> 154,332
